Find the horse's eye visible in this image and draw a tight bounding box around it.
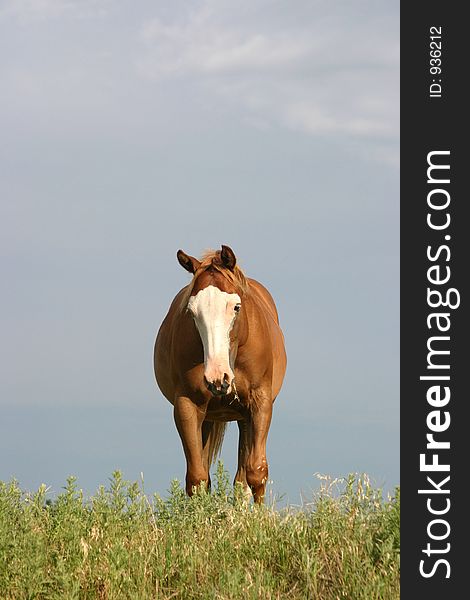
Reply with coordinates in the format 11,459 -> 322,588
234,304 -> 241,313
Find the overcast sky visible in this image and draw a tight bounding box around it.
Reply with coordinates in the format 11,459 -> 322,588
0,0 -> 399,502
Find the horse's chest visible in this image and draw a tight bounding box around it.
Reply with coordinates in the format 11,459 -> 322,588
206,394 -> 248,422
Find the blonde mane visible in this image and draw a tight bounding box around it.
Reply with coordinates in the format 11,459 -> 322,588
178,249 -> 247,312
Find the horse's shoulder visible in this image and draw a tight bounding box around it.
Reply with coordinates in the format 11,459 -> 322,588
159,285 -> 189,331
247,278 -> 279,323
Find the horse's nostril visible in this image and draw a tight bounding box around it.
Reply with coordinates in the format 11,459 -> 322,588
221,380 -> 229,392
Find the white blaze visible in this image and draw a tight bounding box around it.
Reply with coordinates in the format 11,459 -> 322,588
187,285 -> 241,392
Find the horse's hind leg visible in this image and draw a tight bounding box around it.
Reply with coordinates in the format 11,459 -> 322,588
201,420 -> 214,489
173,395 -> 209,496
234,420 -> 252,500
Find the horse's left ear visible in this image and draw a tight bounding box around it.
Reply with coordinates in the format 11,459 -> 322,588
220,245 -> 236,271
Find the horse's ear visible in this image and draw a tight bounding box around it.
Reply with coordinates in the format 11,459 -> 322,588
220,245 -> 236,271
177,250 -> 201,274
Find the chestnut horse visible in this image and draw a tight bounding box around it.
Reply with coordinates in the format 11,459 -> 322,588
154,245 -> 286,503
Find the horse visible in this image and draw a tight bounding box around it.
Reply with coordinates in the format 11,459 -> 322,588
154,245 -> 286,503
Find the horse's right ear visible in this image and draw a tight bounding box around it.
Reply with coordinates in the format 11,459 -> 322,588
177,250 -> 201,274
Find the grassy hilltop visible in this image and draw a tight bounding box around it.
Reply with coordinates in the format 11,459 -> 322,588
0,464 -> 399,599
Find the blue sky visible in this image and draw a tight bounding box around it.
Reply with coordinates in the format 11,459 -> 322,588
0,0 -> 399,503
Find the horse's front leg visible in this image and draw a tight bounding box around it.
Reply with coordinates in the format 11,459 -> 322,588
246,398 -> 273,504
173,395 -> 209,496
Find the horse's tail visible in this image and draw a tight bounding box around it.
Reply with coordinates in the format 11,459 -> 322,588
207,421 -> 227,467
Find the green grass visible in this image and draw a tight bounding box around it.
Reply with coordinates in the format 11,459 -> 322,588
0,464 -> 399,599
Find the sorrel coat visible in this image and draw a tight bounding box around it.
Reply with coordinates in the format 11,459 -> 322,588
154,245 -> 286,502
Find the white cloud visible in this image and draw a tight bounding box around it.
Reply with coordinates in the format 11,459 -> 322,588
0,0 -> 399,166
136,0 -> 399,161
140,18 -> 311,76
0,0 -> 109,20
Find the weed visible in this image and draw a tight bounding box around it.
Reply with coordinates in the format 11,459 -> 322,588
0,465 -> 399,599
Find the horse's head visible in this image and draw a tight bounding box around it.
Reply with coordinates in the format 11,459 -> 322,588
177,245 -> 244,397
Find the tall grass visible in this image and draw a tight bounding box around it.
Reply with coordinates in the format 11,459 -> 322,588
0,464 -> 399,599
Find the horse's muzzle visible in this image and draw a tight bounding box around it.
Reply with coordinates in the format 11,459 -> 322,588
205,378 -> 231,396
